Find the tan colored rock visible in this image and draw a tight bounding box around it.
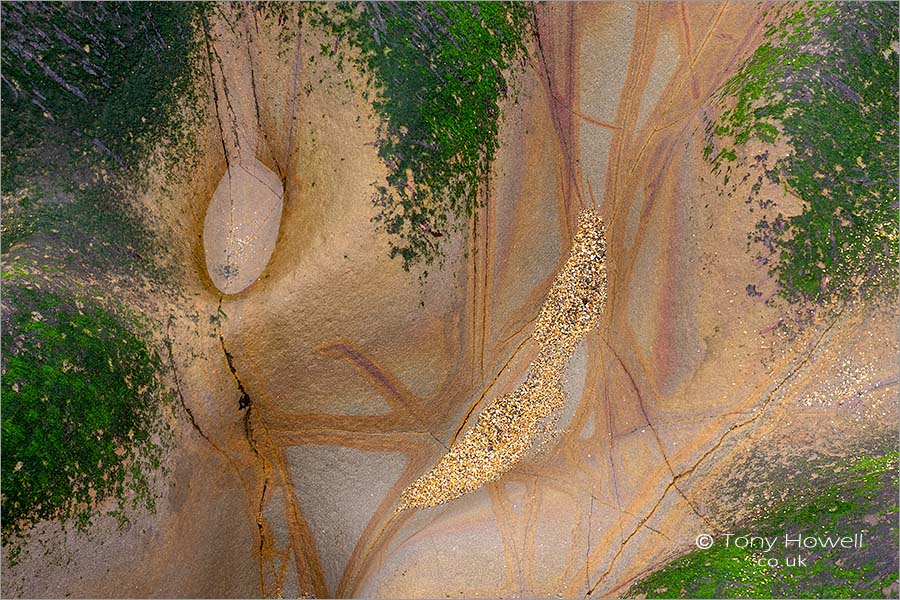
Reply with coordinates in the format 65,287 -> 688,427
203,160 -> 284,294
4,3 -> 897,599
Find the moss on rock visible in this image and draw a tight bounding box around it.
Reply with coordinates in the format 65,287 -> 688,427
1,2 -> 204,186
0,2 -> 205,277
629,452 -> 899,598
705,2 -> 898,307
309,1 -> 533,270
1,284 -> 170,542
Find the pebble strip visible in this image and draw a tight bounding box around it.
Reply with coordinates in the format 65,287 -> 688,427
399,209 -> 608,510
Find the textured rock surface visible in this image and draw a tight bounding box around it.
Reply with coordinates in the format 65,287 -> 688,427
215,4 -> 896,597
2,3 -> 896,599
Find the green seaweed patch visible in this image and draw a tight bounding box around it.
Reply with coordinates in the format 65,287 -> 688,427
705,2 -> 899,308
629,452 -> 899,599
1,285 -> 171,544
1,1 -> 204,189
308,2 -> 532,270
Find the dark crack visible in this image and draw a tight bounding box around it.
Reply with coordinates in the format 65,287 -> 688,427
243,15 -> 286,181
201,12 -> 242,157
165,316 -> 226,453
164,315 -> 246,487
216,300 -> 252,411
214,296 -> 271,587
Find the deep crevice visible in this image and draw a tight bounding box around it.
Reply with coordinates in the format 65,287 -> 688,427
164,316 -> 214,443
164,315 -> 248,491
213,295 -> 272,592
200,13 -> 232,170
216,299 -> 252,411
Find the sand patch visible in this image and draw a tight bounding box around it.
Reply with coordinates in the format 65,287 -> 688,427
203,159 -> 284,294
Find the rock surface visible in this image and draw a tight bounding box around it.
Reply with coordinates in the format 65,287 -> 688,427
2,3 -> 896,599
203,160 -> 284,294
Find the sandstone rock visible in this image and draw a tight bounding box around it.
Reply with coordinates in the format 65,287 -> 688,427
203,160 -> 284,295
3,4 -> 896,599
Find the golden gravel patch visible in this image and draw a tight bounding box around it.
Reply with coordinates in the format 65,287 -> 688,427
399,209 -> 608,510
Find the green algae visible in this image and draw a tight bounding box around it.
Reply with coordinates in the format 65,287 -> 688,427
629,452 -> 899,599
1,285 -> 171,544
1,2 -> 204,186
705,2 -> 899,308
1,183 -> 167,286
0,2 -> 205,277
308,2 -> 533,270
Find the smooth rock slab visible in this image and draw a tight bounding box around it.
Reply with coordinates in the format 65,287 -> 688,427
203,160 -> 284,294
286,445 -> 408,596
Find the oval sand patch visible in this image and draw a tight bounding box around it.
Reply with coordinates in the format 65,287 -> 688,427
203,160 -> 284,294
